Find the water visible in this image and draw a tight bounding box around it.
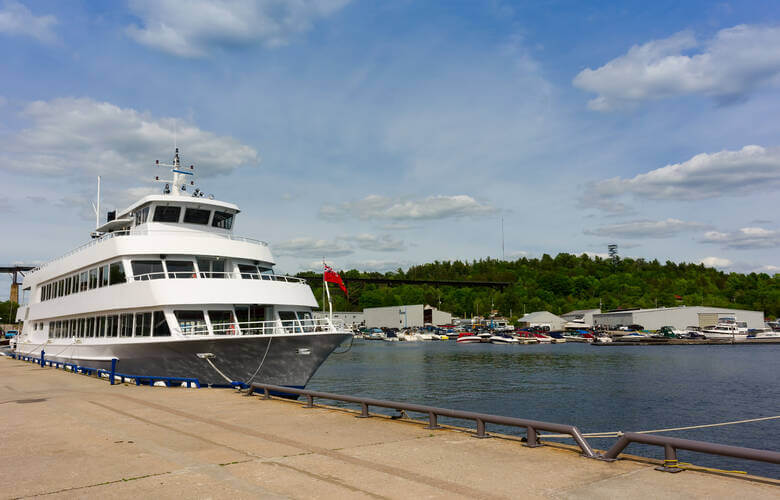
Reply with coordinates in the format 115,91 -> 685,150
308,341 -> 780,478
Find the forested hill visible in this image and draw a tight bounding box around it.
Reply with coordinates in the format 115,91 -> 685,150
299,254 -> 780,320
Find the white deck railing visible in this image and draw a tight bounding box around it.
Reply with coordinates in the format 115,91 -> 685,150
28,229 -> 269,276
177,318 -> 339,336
131,271 -> 306,283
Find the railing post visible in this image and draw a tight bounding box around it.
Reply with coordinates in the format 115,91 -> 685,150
263,388 -> 270,400
40,350 -> 45,367
425,411 -> 441,430
305,395 -> 314,408
524,426 -> 542,448
110,358 -> 117,385
474,418 -> 489,438
356,402 -> 370,418
656,444 -> 683,473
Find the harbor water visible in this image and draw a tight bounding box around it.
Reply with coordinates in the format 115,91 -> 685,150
308,341 -> 780,479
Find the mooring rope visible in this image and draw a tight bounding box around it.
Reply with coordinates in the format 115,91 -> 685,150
245,336 -> 273,384
539,415 -> 780,439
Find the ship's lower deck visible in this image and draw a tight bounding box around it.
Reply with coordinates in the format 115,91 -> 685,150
15,332 -> 351,387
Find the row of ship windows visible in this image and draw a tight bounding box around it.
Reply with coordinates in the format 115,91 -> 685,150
45,311 -> 170,338
133,205 -> 234,229
39,259 -> 273,302
40,261 -> 126,302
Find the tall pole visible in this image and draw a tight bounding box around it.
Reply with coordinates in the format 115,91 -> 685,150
96,176 -> 100,229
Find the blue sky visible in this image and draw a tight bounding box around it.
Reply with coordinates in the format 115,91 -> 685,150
1,0 -> 779,298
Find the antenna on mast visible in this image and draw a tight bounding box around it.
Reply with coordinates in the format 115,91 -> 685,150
91,175 -> 101,229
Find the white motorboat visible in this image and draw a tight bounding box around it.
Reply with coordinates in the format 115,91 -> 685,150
702,319 -> 748,341
12,149 -> 351,388
489,335 -> 519,344
456,333 -> 482,344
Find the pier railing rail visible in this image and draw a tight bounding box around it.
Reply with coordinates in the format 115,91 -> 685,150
602,432 -> 780,471
248,382 -> 597,458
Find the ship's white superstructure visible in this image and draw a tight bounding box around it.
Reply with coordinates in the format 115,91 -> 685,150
14,149 -> 351,387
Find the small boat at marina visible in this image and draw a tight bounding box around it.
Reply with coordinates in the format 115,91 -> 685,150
383,331 -> 400,342
701,319 -> 748,341
456,332 -> 482,344
490,335 -> 519,344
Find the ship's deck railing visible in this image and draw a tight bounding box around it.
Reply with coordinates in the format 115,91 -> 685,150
28,229 -> 269,276
131,271 -> 306,283
179,318 -> 340,336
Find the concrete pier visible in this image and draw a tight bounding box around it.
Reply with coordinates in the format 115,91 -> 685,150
2,356 -> 778,499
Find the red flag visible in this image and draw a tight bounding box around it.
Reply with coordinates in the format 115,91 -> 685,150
324,264 -> 348,297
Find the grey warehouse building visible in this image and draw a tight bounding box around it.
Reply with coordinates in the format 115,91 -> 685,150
364,305 -> 452,328
593,306 -> 764,331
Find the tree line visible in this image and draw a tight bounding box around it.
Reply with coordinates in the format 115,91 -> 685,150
300,254 -> 780,321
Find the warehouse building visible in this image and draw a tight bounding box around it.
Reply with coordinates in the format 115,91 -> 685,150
364,304 -> 452,328
517,311 -> 567,331
593,306 -> 764,331
314,311 -> 364,329
561,308 -> 601,327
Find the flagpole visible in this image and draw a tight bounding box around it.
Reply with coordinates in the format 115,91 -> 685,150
323,260 -> 333,322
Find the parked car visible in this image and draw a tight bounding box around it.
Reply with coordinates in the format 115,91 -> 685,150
4,330 -> 19,339
627,324 -> 645,331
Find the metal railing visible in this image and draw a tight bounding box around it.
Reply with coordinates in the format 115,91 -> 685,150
28,229 -> 269,276
248,383 -> 597,458
131,271 -> 306,283
602,432 -> 780,470
180,318 -> 338,336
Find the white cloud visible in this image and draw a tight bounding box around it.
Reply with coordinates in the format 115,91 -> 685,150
702,227 -> 780,249
574,24 -> 780,111
273,237 -> 354,258
584,218 -> 706,239
699,256 -> 733,268
590,145 -> 780,201
349,234 -> 406,252
0,98 -> 258,179
126,0 -> 351,57
0,0 -> 56,43
321,194 -> 496,221
273,233 -> 405,258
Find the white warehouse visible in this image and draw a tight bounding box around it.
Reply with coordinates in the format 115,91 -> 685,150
364,304 -> 452,328
593,306 -> 764,331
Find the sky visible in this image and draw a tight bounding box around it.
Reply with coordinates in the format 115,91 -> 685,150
1,0 -> 779,298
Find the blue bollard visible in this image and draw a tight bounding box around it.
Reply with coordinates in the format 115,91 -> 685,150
40,350 -> 45,367
110,358 -> 117,386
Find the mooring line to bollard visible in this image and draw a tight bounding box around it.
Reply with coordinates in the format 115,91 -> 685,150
538,415 -> 780,439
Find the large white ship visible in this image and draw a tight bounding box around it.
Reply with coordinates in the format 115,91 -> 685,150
13,149 -> 351,388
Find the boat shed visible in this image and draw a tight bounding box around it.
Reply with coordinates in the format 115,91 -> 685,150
561,308 -> 601,327
364,304 -> 452,328
314,311 -> 364,329
517,311 -> 567,331
593,306 -> 764,331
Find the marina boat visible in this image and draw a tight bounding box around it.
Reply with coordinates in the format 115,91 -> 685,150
456,332 -> 482,344
512,332 -> 540,344
12,149 -> 351,388
749,329 -> 780,339
593,333 -> 613,343
489,334 -> 519,344
701,319 -> 748,341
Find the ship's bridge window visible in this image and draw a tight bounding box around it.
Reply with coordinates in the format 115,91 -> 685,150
134,206 -> 150,226
238,264 -> 259,279
109,262 -> 126,285
197,257 -> 225,278
183,208 -> 211,225
209,310 -> 235,335
175,310 -> 207,335
153,205 -> 181,223
132,260 -> 165,280
279,311 -> 302,333
235,304 -> 266,334
153,311 -> 170,336
212,211 -> 233,230
135,312 -> 152,337
166,260 -> 195,278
